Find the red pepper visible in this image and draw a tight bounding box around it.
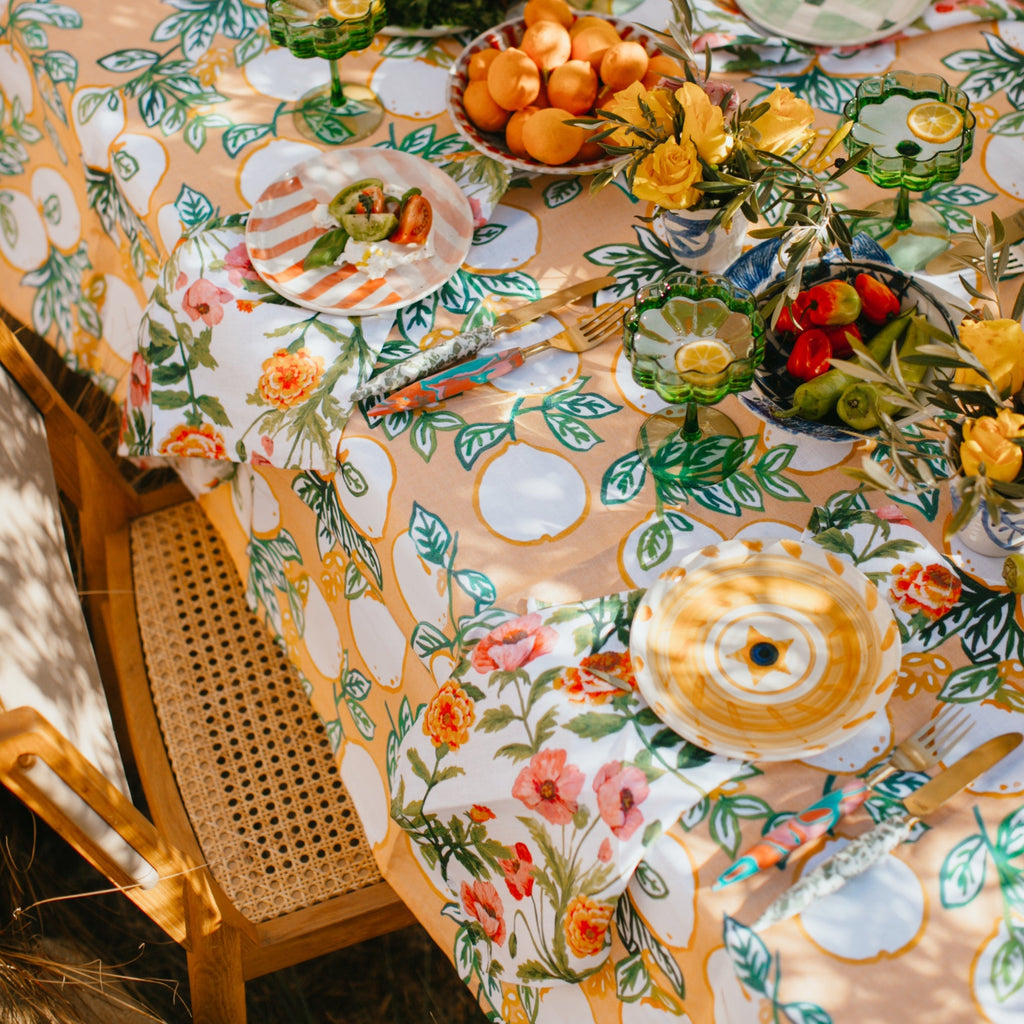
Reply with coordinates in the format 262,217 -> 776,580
822,322 -> 861,358
786,328 -> 833,381
805,279 -> 862,326
853,273 -> 900,323
390,193 -> 432,245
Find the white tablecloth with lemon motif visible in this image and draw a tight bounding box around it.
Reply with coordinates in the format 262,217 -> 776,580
5,1 -> 1024,1022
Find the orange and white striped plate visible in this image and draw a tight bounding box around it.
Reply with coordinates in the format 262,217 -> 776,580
630,538 -> 901,762
245,148 -> 474,315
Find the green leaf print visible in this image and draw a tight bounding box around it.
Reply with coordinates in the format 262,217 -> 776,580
937,805 -> 1024,1001
83,165 -> 155,278
615,892 -> 685,998
940,834 -> 988,908
944,32 -> 1024,108
292,471 -> 383,588
723,916 -> 771,992
601,450 -> 646,505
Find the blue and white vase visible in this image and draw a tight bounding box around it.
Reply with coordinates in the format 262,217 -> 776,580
656,206 -> 750,274
955,501 -> 1024,557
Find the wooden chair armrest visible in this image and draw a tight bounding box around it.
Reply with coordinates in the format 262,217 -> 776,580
0,706 -> 216,948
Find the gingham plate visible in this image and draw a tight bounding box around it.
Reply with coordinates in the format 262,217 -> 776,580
245,148 -> 474,315
630,538 -> 902,761
447,14 -> 663,177
734,0 -> 930,46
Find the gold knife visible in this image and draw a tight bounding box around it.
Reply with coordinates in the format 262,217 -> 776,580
752,731 -> 1022,931
351,275 -> 616,402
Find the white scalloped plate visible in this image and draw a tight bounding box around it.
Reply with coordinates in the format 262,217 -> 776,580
734,0 -> 930,46
630,538 -> 902,761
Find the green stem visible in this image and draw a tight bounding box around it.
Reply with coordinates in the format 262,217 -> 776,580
327,57 -> 345,108
892,186 -> 912,232
680,401 -> 702,443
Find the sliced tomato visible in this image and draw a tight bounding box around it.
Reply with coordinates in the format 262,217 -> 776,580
352,185 -> 386,215
390,194 -> 432,245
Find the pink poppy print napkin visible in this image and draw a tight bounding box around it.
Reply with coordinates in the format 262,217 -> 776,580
389,592 -> 745,987
120,225 -> 395,472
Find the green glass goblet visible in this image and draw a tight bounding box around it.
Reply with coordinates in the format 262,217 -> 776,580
843,70 -> 974,272
266,0 -> 387,144
623,272 -> 764,487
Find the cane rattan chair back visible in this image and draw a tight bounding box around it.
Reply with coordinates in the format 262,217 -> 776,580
0,320 -> 413,1023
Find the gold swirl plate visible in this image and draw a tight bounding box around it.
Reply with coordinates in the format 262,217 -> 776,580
629,538 -> 902,761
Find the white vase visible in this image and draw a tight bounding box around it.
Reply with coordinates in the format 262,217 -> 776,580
655,206 -> 750,273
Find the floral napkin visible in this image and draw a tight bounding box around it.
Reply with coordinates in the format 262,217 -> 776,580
390,506 -> 963,988
119,152 -> 509,474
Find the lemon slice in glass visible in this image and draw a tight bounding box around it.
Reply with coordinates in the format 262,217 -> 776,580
328,0 -> 370,18
676,339 -> 732,375
906,101 -> 963,145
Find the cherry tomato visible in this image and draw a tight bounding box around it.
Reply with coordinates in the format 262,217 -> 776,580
390,194 -> 432,245
353,186 -> 386,215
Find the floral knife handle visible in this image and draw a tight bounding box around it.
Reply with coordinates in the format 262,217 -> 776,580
350,326 -> 496,402
751,816 -> 916,931
714,766 -> 894,890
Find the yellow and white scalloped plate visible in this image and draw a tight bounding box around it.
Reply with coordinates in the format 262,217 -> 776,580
630,538 -> 901,761
245,148 -> 473,315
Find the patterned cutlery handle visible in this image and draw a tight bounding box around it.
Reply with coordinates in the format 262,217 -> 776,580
715,765 -> 896,889
751,815 -> 915,932
351,325 -> 496,402
714,779 -> 874,889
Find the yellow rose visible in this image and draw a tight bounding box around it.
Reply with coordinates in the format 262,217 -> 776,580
601,81 -> 675,148
953,317 -> 1024,396
960,408 -> 1024,483
630,137 -> 702,210
747,85 -> 815,155
674,81 -> 732,165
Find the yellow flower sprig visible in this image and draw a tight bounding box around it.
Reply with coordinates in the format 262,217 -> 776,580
573,0 -> 870,286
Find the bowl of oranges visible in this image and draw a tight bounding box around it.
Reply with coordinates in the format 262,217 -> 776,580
447,0 -> 679,175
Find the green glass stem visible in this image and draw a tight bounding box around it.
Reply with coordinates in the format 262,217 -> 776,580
328,57 -> 345,108
892,186 -> 912,232
681,401 -> 702,443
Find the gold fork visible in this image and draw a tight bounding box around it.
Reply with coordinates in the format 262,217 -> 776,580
882,705 -> 975,776
527,300 -> 627,357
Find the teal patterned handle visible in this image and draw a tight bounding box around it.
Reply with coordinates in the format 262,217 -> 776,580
752,816 -> 916,931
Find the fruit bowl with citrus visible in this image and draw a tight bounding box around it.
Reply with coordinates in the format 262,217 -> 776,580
743,258 -> 960,442
447,0 -> 676,175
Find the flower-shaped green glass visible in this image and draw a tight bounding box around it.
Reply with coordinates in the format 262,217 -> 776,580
623,272 -> 764,485
265,0 -> 387,144
842,70 -> 974,271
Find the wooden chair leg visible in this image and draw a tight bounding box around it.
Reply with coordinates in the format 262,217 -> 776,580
185,885 -> 248,1024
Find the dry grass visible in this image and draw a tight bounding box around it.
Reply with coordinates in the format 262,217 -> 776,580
0,317 -> 489,1023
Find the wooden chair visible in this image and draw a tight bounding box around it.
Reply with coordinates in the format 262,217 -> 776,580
0,320 -> 414,1023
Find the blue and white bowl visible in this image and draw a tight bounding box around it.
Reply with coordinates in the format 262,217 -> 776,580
729,236 -> 961,441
